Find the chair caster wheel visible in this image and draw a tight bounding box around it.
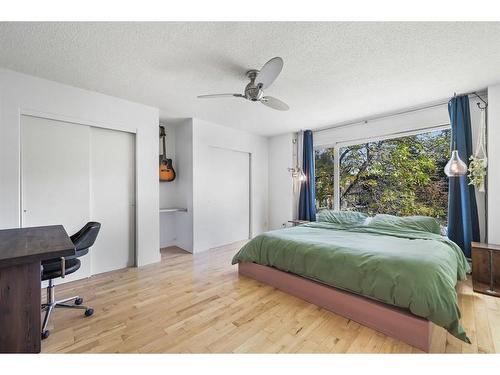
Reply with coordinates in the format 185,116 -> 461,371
85,308 -> 94,317
75,297 -> 84,305
42,330 -> 50,340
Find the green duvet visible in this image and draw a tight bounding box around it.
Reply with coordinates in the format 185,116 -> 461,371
232,221 -> 471,342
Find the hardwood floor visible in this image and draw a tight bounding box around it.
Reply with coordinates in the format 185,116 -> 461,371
41,242 -> 500,353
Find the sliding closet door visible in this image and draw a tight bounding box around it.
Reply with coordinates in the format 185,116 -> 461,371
203,147 -> 250,249
21,115 -> 91,282
22,116 -> 136,282
90,127 -> 136,274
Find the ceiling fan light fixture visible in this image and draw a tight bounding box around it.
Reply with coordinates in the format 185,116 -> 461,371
196,57 -> 289,111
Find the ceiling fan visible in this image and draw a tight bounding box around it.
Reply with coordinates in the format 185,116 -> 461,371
197,57 -> 289,111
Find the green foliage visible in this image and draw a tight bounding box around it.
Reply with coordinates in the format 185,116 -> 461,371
468,156 -> 486,188
315,148 -> 335,209
315,130 -> 451,224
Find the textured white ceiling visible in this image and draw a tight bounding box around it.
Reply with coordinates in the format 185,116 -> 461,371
1,22 -> 500,136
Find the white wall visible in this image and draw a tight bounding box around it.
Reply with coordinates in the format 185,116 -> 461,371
192,118 -> 268,253
174,120 -> 194,252
469,100 -> 487,242
268,133 -> 295,230
0,68 -> 160,267
159,122 -> 178,247
268,98 -> 488,239
159,119 -> 194,252
487,84 -> 500,245
314,104 -> 450,148
160,117 -> 266,253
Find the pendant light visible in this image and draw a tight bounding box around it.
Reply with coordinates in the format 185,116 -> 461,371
444,128 -> 468,177
444,150 -> 468,177
288,141 -> 307,182
289,137 -> 307,194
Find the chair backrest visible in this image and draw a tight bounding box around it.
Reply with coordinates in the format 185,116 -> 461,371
70,221 -> 101,257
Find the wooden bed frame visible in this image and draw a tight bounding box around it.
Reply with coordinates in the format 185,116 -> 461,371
239,262 -> 443,352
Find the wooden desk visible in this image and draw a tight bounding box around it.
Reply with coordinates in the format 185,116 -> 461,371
0,225 -> 75,353
471,242 -> 500,297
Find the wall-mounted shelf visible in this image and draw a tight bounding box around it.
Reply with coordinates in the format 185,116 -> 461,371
159,208 -> 188,213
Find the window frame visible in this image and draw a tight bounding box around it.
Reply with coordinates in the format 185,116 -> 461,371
314,123 -> 451,212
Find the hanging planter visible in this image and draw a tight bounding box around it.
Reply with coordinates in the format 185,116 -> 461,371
468,156 -> 487,191
468,107 -> 487,192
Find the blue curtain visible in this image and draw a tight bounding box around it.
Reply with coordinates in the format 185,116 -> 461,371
299,130 -> 316,221
447,95 -> 480,257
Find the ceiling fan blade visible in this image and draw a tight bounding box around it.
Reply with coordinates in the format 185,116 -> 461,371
261,96 -> 289,111
256,57 -> 283,89
197,93 -> 244,99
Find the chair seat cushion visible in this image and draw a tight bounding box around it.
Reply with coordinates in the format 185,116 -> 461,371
41,258 -> 81,281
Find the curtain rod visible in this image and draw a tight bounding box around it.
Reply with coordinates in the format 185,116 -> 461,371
313,90 -> 487,134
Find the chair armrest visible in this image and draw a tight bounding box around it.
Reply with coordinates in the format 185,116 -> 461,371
60,257 -> 66,278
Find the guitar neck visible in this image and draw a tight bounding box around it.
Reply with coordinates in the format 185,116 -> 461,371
162,135 -> 167,159
159,125 -> 167,161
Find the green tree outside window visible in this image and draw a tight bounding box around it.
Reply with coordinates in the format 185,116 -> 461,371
315,129 -> 451,224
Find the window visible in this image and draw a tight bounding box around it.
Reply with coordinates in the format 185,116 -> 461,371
315,148 -> 336,210
315,129 -> 451,224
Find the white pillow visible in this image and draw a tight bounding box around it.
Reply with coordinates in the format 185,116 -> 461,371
363,217 -> 373,225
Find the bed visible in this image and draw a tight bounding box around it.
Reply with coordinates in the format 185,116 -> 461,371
231,212 -> 471,352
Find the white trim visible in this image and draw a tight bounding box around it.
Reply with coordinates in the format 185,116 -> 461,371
206,144 -> 253,241
19,109 -> 139,268
315,124 -> 452,211
336,123 -> 450,148
313,91 -> 487,135
19,114 -> 139,275
314,101 -> 447,134
88,125 -> 93,275
20,108 -> 138,134
18,108 -> 24,228
333,147 -> 340,211
248,152 -> 253,239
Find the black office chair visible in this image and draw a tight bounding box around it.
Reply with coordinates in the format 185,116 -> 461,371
41,221 -> 101,339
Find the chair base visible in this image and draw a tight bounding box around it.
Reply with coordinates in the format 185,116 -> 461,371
41,279 -> 94,339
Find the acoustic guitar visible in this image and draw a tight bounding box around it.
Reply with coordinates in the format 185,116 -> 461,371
159,125 -> 176,182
